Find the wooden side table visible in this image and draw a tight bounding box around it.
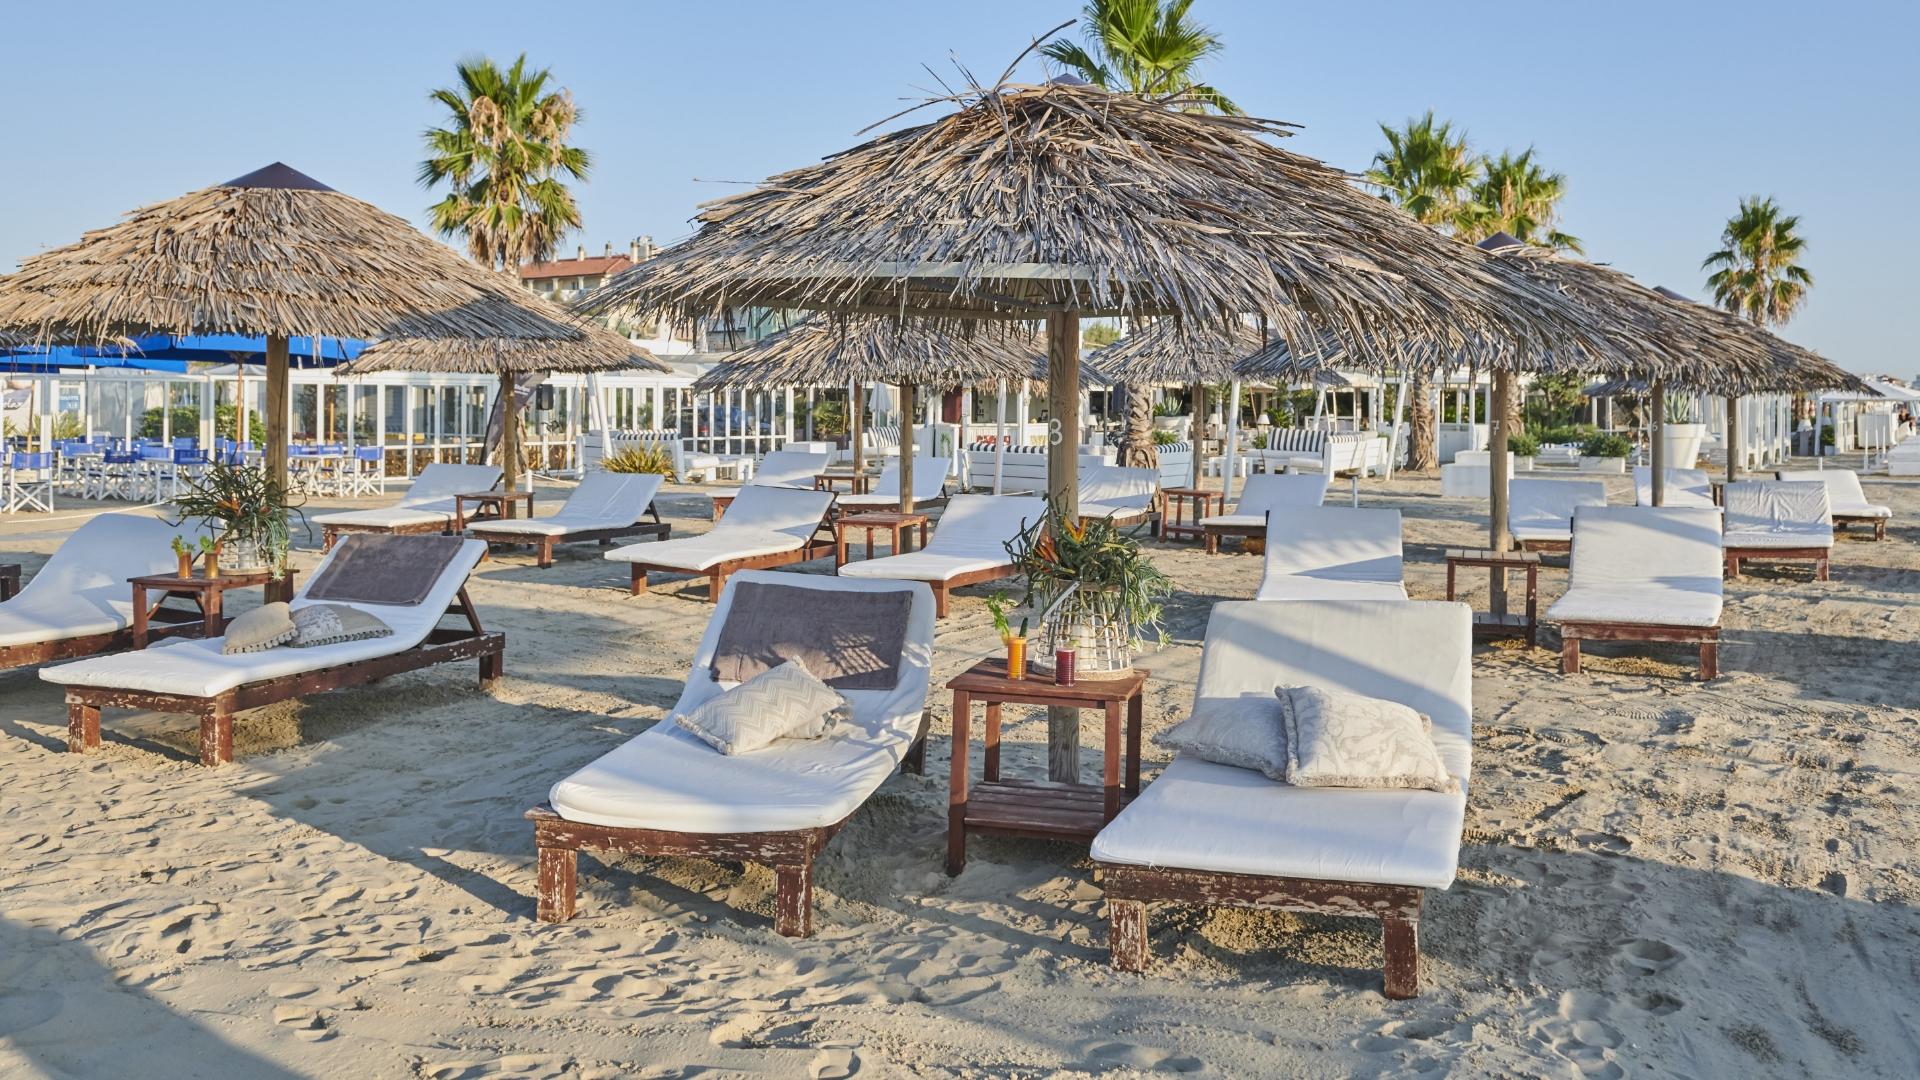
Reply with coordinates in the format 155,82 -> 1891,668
455,490 -> 532,529
834,511 -> 929,568
1156,487 -> 1221,542
946,659 -> 1148,875
129,568 -> 299,649
814,471 -> 874,495
0,563 -> 18,601
1444,547 -> 1541,646
710,493 -> 736,520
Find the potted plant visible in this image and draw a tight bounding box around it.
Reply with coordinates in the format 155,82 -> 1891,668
986,592 -> 1031,679
171,462 -> 303,579
1004,506 -> 1173,677
1507,432 -> 1540,472
1151,397 -> 1190,439
170,535 -> 195,579
1578,433 -> 1631,474
1660,394 -> 1706,468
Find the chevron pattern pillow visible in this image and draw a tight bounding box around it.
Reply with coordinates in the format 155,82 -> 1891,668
677,660 -> 852,755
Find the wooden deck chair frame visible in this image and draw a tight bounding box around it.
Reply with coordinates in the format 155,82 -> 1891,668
321,517 -> 451,552
1558,620 -> 1718,680
470,505 -> 671,568
1833,514 -> 1888,541
1722,545 -> 1829,580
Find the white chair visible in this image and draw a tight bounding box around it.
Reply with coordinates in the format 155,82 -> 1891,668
1,514 -> 189,670
835,456 -> 953,512
1077,465 -> 1158,527
1255,507 -> 1406,601
468,472 -> 669,567
311,463 -> 502,550
1197,472 -> 1328,553
1548,506 -> 1723,678
1507,477 -> 1609,552
530,571 -> 935,936
1092,598 -> 1472,998
5,452 -> 56,512
1722,480 -> 1833,580
1633,467 -> 1716,509
1777,469 -> 1890,540
839,494 -> 1043,616
605,484 -> 833,600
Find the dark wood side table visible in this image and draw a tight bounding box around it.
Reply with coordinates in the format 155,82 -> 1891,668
814,471 -> 874,495
1156,487 -> 1222,542
0,563 -> 18,601
1444,547 -> 1541,646
834,511 -> 929,568
129,568 -> 299,649
946,658 -> 1148,875
455,490 -> 532,529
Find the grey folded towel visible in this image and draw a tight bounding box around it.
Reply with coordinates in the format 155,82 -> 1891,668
305,534 -> 468,607
711,581 -> 912,691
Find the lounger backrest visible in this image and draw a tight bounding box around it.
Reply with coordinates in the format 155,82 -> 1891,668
292,536 -> 489,648
1508,478 -> 1609,533
1196,600 -> 1473,782
750,450 -> 832,488
15,513 -> 186,603
1777,469 -> 1867,508
678,571 -> 936,742
1632,466 -> 1715,508
557,472 -> 661,523
713,485 -> 834,540
403,463 -> 503,507
1079,465 -> 1157,507
925,495 -> 1045,556
867,457 -> 952,500
1261,507 -> 1403,583
1724,481 -> 1832,533
1234,472 -> 1328,515
1569,506 -> 1723,592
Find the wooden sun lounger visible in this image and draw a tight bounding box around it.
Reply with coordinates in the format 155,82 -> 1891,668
470,506 -> 670,568
1834,514 -> 1890,541
1558,619 -> 1719,680
626,533 -> 835,600
1722,545 -> 1829,580
320,516 -> 451,551
1550,507 -> 1725,680
1,515 -> 196,672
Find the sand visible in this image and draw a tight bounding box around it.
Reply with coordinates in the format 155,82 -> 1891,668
2,467 -> 1917,1078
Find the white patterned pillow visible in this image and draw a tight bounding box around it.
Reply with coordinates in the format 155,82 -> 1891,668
676,660 -> 851,755
1276,685 -> 1456,793
289,603 -> 393,648
1152,695 -> 1289,780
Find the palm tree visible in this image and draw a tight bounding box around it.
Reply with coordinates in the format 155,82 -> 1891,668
420,54 -> 590,273
1045,0 -> 1238,469
1462,149 -> 1582,253
1703,196 -> 1813,327
1364,112 -> 1480,470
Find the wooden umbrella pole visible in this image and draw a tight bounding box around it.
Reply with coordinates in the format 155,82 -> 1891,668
1489,370 -> 1515,615
1726,395 -> 1741,486
265,333 -> 290,493
850,381 -> 864,474
499,370 -> 521,513
1650,380 -> 1667,507
899,380 -> 916,514
1045,310 -> 1082,785
1190,383 -> 1207,489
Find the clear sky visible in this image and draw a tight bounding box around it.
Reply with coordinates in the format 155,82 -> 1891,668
3,1 -> 1909,376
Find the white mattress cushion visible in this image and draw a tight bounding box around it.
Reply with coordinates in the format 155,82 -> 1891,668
1633,467 -> 1716,509
1548,506 -> 1723,627
311,507 -> 457,530
1078,465 -> 1156,510
1234,473 -> 1328,515
1256,577 -> 1409,602
1198,514 -> 1266,529
1092,600 -> 1472,889
836,495 -> 1041,583
312,463 -> 502,526
748,451 -> 832,488
0,514 -> 189,648
1776,470 -> 1890,518
1722,481 -> 1833,548
1256,507 -> 1403,601
1508,478 -> 1608,542
39,539 -> 487,697
841,457 -> 952,504
605,486 -> 831,571
549,573 -> 935,833
470,473 -> 661,538
1082,499 -> 1153,521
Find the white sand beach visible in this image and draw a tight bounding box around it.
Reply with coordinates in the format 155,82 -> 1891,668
3,472 -> 1917,1078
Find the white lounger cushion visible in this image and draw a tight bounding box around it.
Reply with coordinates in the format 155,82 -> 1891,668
1723,481 -> 1833,549
0,514 -> 188,649
1548,506 -> 1723,627
1092,600 -> 1471,889
604,485 -> 830,572
470,473 -> 662,539
839,495 -> 1042,583
312,463 -> 503,528
549,573 -> 935,834
1199,472 -> 1327,529
1255,508 -> 1404,602
1633,467 -> 1716,509
748,450 -> 832,488
1077,465 -> 1158,521
834,457 -> 952,510
40,539 -> 487,698
1776,469 -> 1890,519
1508,477 -> 1609,542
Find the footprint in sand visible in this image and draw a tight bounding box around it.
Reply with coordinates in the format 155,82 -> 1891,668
1630,990 -> 1684,1016
1617,937 -> 1683,974
809,1048 -> 858,1078
1574,831 -> 1633,855
1084,1042 -> 1204,1073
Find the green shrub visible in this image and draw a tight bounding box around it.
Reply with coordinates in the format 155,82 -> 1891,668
809,399 -> 848,437
1819,425 -> 1836,447
1151,429 -> 1179,446
1537,424 -> 1599,446
603,445 -> 676,476
1580,433 -> 1631,458
1507,433 -> 1540,457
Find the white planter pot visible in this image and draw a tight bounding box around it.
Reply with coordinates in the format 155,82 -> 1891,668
1662,423 -> 1706,468
1578,456 -> 1626,474
1514,455 -> 1536,472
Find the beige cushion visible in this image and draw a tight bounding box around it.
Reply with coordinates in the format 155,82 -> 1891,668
290,603 -> 394,648
676,660 -> 851,755
1278,685 -> 1455,793
1152,695 -> 1289,780
221,602 -> 297,655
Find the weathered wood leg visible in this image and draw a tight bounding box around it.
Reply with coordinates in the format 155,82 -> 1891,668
947,691 -> 971,876
901,710 -> 930,776
67,699 -> 101,753
538,539 -> 554,569
536,843 -> 578,922
199,705 -> 233,766
480,646 -> 504,690
934,584 -> 949,619
1109,899 -> 1149,972
1700,640 -> 1718,680
629,566 -> 647,596
1382,915 -> 1420,999
1561,633 -> 1581,674
1816,557 -> 1829,581
1875,520 -> 1887,541
774,860 -> 815,937
709,570 -> 728,601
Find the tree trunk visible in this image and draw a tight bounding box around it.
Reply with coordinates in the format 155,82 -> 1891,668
1406,370 -> 1437,471
1117,383 -> 1160,469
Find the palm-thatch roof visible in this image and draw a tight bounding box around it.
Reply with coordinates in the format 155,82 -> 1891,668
577,80 -> 1642,364
1644,285 -> 1858,393
1090,319 -> 1265,384
1028,350 -> 1114,389
691,317 -> 1039,393
0,163 -> 592,347
338,319 -> 670,376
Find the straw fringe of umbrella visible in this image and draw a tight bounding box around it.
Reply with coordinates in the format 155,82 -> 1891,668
690,318 -> 1036,392
338,318 -> 670,376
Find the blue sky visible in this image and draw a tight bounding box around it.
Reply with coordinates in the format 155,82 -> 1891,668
3,1 -> 1910,375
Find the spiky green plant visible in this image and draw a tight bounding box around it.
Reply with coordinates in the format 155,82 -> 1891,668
170,462 -> 305,579
1003,503 -> 1173,648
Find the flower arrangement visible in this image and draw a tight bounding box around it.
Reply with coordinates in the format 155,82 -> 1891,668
171,462 -> 304,579
1003,503 -> 1173,674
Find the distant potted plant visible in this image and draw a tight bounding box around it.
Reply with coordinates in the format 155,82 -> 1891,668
986,592 -> 1030,680
1004,505 -> 1172,676
170,535 -> 195,579
171,462 -> 303,579
1578,433 -> 1631,474
1150,397 -> 1190,438
1660,394 -> 1706,468
1507,432 -> 1540,472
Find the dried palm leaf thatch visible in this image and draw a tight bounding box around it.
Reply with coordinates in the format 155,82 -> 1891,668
578,79 -> 1637,365
1645,285 -> 1859,394
0,163 -> 593,347
692,316 -> 1038,392
339,318 -> 669,376
1026,349 -> 1115,389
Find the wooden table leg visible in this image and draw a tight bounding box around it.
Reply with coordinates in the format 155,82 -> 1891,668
918,520 -> 929,549
1525,564 -> 1539,647
1125,693 -> 1143,796
131,582 -> 150,650
203,584 -> 224,641
983,702 -> 1001,782
865,528 -> 874,562
1103,699 -> 1123,821
1445,561 -> 1457,602
835,526 -> 848,569
947,691 -> 971,876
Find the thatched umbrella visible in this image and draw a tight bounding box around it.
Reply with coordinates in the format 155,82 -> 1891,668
692,317 -> 1036,511
1093,319 -> 1258,492
338,320 -> 668,505
0,162 -> 603,492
